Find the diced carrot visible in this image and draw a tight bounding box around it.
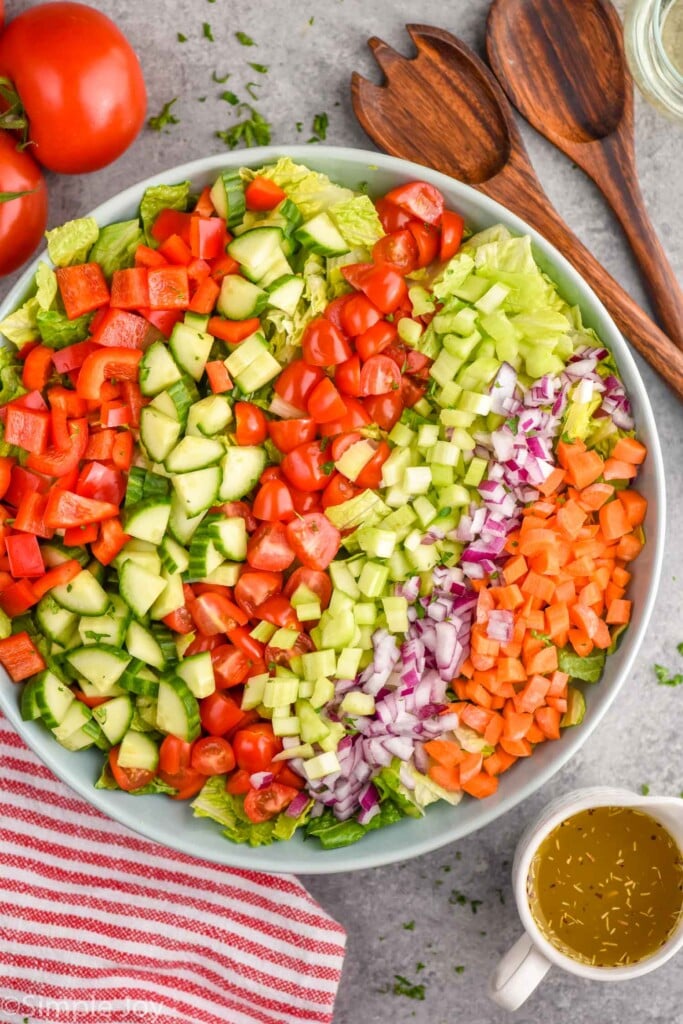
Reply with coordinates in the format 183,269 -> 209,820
594,566 -> 611,591
500,736 -> 532,757
454,680 -> 469,700
566,555 -> 596,578
518,529 -> 558,558
535,706 -> 562,740
556,438 -> 586,469
528,548 -> 562,576
525,646 -> 558,677
547,670 -> 569,697
572,537 -> 607,560
537,466 -> 566,496
592,618 -> 612,650
465,681 -> 494,708
546,602 -> 570,639
606,598 -> 631,625
522,634 -> 545,666
612,437 -> 647,465
546,696 -> 568,713
578,482 -> 614,510
483,749 -> 517,776
503,709 -> 533,741
605,582 -> 626,606
554,578 -> 576,604
599,499 -> 632,541
459,752 -> 484,785
526,723 -> 547,744
525,609 -> 546,632
603,458 -> 637,481
461,772 -> 499,798
428,764 -> 461,792
521,571 -> 555,604
514,674 -> 552,714
495,584 -> 525,610
578,581 -> 602,608
460,704 -> 492,734
459,659 -> 474,679
424,738 -> 466,769
565,448 -> 604,489
471,630 -> 500,657
612,566 -> 631,587
568,628 -> 593,657
496,657 -> 527,683
557,499 -> 587,539
470,653 -> 497,672
505,530 -> 521,555
616,533 -> 643,562
569,602 -> 601,638
483,714 -> 504,746
503,554 -> 528,585
618,490 -> 647,527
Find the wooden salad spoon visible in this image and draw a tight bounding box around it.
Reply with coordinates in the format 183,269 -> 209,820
351,25 -> 683,397
486,0 -> 683,349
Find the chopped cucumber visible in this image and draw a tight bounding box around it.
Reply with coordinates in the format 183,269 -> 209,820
156,676 -> 200,742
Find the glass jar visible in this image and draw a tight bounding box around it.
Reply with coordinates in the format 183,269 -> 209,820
624,0 -> 683,120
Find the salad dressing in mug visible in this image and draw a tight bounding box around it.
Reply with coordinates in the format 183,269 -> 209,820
527,807 -> 683,967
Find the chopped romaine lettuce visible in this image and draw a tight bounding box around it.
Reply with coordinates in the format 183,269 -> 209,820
374,760 -> 422,818
246,158 -> 354,219
192,774 -> 312,846
140,181 -> 191,244
46,217 -> 99,267
89,219 -> 145,278
36,309 -> 92,349
35,261 -> 58,311
558,647 -> 606,684
431,253 -> 475,302
305,800 -> 405,850
0,347 -> 27,406
329,194 -> 384,249
0,297 -> 39,348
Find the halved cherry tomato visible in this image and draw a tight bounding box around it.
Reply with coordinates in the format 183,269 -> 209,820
264,629 -> 314,666
255,594 -> 300,629
372,230 -> 419,274
440,209 -> 465,261
252,479 -> 295,522
191,736 -> 235,775
321,472 -> 361,508
247,522 -> 296,571
334,355 -> 362,397
359,354 -> 402,396
288,484 -> 322,515
109,747 -> 155,793
243,782 -> 298,823
163,605 -> 194,634
267,418 -> 317,453
281,441 -> 333,491
216,501 -> 257,532
375,197 -> 413,232
276,764 -> 306,790
159,735 -> 193,776
211,644 -> 251,687
235,402 -> 268,445
355,440 -> 391,490
402,376 -> 427,408
355,264 -> 408,314
302,318 -> 353,366
355,320 -> 397,362
323,294 -> 352,332
330,430 -> 362,462
184,633 -> 222,656
190,592 -> 248,636
259,466 -> 282,484
158,758 -> 208,800
284,567 -> 332,609
318,396 -> 372,437
227,626 -> 265,662
244,176 -> 287,211
274,359 -> 325,411
340,293 -> 382,337
384,181 -> 445,225
364,390 -> 404,431
286,512 -> 341,571
408,221 -> 440,267
200,691 -> 245,736
234,570 -> 283,616
307,377 -> 347,424
232,722 -> 282,773
226,768 -> 253,794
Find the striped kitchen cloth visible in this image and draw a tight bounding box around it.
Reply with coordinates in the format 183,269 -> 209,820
0,713 -> 346,1024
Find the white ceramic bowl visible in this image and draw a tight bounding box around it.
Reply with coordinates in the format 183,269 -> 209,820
0,147 -> 665,873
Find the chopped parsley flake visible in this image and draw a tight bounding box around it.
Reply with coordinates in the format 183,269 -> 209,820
148,98 -> 179,132
454,965 -> 465,974
416,961 -> 425,971
216,105 -> 271,149
309,16 -> 314,25
393,975 -> 425,1000
245,81 -> 261,100
249,62 -> 268,73
655,664 -> 683,687
220,91 -> 240,106
677,642 -> 683,656
449,888 -> 482,913
177,32 -> 187,42
212,70 -> 231,83
641,783 -> 650,795
203,22 -> 215,41
296,121 -> 303,132
402,920 -> 415,930
235,31 -> 255,46
313,111 -> 329,139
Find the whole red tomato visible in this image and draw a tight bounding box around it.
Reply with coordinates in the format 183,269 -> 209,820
0,3 -> 146,174
0,130 -> 47,276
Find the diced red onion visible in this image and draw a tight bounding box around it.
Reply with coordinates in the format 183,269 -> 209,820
285,791 -> 311,818
250,771 -> 275,790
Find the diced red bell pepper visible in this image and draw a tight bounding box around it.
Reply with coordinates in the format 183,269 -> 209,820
205,361 -> 233,394
0,632 -> 45,681
92,308 -> 150,349
31,558 -> 83,599
190,216 -> 228,260
90,516 -> 129,565
76,461 -> 125,505
0,457 -> 14,501
13,492 -> 53,539
189,276 -> 220,315
147,266 -> 190,310
158,232 -> 193,266
85,429 -> 116,461
55,263 -> 110,320
4,467 -> 49,509
6,534 -> 45,578
121,381 -> 144,429
76,347 -> 143,401
47,386 -> 88,417
110,267 -> 150,310
0,581 -> 38,618
1,391 -> 48,418
209,254 -> 240,280
150,209 -> 193,245
135,244 -> 168,269
207,317 -> 261,344
44,490 -> 120,529
111,431 -> 134,470
187,258 -> 211,283
27,417 -> 89,478
51,340 -> 99,375
63,522 -> 99,547
139,307 -> 184,337
5,406 -> 50,454
100,401 -> 131,428
194,187 -> 215,218
21,346 -> 54,392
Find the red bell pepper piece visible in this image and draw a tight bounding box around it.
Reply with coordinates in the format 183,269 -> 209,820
5,406 -> 50,454
135,243 -> 168,268
13,492 -> 53,539
63,522 -> 99,547
189,276 -> 220,315
6,534 -> 45,578
55,263 -> 110,320
90,516 -> 129,566
150,209 -> 193,245
194,187 -> 215,218
205,361 -> 233,394
47,386 -> 88,417
4,467 -> 48,509
31,558 -> 83,600
51,340 -> 99,375
147,266 -> 190,310
44,490 -> 119,529
187,258 -> 211,283
76,461 -> 125,505
100,401 -> 131,428
207,317 -> 261,344
0,457 -> 14,501
0,581 -> 39,617
190,216 -> 228,260
85,429 -> 116,461
158,233 -> 193,266
110,267 -> 150,310
209,254 -> 240,280
92,308 -> 150,349
27,417 -> 89,478
121,381 -> 144,429
0,632 -> 45,681
139,307 -> 184,337
21,345 -> 54,392
111,431 -> 134,470
76,347 -> 142,400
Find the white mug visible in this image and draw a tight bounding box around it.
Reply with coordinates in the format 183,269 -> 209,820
489,787 -> 683,1011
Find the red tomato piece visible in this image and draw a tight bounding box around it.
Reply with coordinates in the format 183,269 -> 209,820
374,197 -> 413,232
384,181 -> 445,225
372,229 -> 419,274
364,390 -> 404,431
190,592 -> 248,636
246,523 -> 296,571
281,441 -> 334,491
440,209 -> 465,261
211,644 -> 251,688
243,782 -> 298,823
235,402 -> 268,445
334,355 -> 362,397
355,320 -> 398,362
318,396 -> 373,437
356,264 -> 408,314
302,318 -> 352,366
286,512 -> 341,571
234,570 -> 284,617
252,479 -> 295,522
232,722 -> 282,773
267,418 -> 318,454
321,472 -> 361,508
408,221 -> 440,267
200,691 -> 245,736
254,594 -> 300,629
359,354 -> 402,396
109,747 -> 155,793
191,736 -> 235,775
323,294 -> 352,332
274,359 -> 325,411
307,377 -> 348,424
340,293 -> 383,337
284,566 -> 332,609
355,440 -> 391,490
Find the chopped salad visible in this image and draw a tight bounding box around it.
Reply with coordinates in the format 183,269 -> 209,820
0,159 -> 647,849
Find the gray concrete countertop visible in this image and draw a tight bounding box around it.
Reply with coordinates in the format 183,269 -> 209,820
3,1 -> 682,1021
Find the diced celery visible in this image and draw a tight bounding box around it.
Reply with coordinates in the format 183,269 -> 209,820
324,489 -> 390,531
297,680 -> 314,699
381,445 -> 414,487
346,555 -> 366,578
413,496 -> 437,527
404,528 -> 422,552
301,649 -> 336,681
458,390 -> 492,416
241,672 -> 269,710
457,355 -> 500,390
417,423 -> 440,448
357,561 -> 390,599
443,332 -> 481,361
387,549 -> 412,581
436,381 -> 463,408
382,596 -> 409,633
353,603 -> 377,626
319,608 -> 355,650
250,620 -> 277,642
289,583 -> 319,607
340,692 -> 376,716
335,439 -> 376,481
388,421 -> 416,447
408,285 -> 435,316
335,648 -> 363,679
464,457 -> 487,486
268,627 -> 300,650
381,506 -> 417,539
272,716 -> 301,737
272,742 -> 315,761
475,281 -> 510,313
356,625 -> 375,650
451,274 -> 489,302
296,601 -> 321,621
437,483 -> 471,507
525,348 -> 565,379
430,464 -> 454,489
256,704 -> 273,719
403,465 -> 433,495
397,317 -> 423,346
275,665 -> 298,679
383,483 -> 412,508
263,678 -> 299,708
310,676 -> 336,709
479,310 -> 516,345
318,722 -> 345,753
430,349 -> 462,387
408,544 -> 440,571
356,527 -> 397,559
430,440 -> 460,466
328,561 -> 361,599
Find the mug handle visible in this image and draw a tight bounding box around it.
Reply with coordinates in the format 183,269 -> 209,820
488,934 -> 552,1010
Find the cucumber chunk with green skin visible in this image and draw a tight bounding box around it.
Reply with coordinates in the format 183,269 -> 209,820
119,659 -> 159,697
139,408 -> 182,463
118,560 -> 167,619
20,676 -> 43,722
156,676 -> 201,742
228,226 -> 285,281
125,620 -> 165,670
172,466 -> 221,517
51,701 -> 95,750
294,212 -> 350,256
92,695 -> 134,746
33,670 -> 76,728
35,595 -> 79,645
66,645 -> 131,694
124,498 -> 172,546
51,570 -> 109,616
117,729 -> 159,772
165,436 -> 225,473
139,341 -> 182,397
266,274 -> 305,316
186,395 -> 233,438
169,323 -> 214,381
176,651 -> 215,699
168,494 -> 207,546
216,275 -> 267,320
209,517 -> 247,561
210,169 -> 246,228
218,446 -> 266,501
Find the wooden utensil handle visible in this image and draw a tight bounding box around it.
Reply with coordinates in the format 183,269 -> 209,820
486,176 -> 683,397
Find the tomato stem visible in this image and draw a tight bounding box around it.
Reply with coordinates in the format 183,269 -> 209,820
0,189 -> 36,204
0,78 -> 29,142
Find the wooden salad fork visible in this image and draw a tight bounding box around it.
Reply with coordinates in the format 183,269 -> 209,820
351,24 -> 683,397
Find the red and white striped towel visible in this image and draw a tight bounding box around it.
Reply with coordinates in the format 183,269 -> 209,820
0,713 -> 346,1024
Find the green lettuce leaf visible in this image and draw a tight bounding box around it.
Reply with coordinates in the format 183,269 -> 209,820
558,647 -> 606,684
36,309 -> 92,349
35,261 -> 58,311
246,158 -> 353,219
329,194 -> 384,248
140,181 -> 191,244
0,347 -> 27,405
374,760 -> 423,818
0,297 -> 40,348
192,774 -> 312,846
431,253 -> 475,302
95,761 -> 177,796
46,217 -> 99,267
89,219 -> 145,279
305,800 -> 405,850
